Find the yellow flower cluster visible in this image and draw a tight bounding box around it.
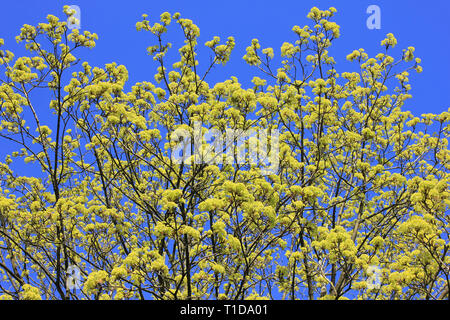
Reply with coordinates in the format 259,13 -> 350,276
381,33 -> 397,48
20,284 -> 42,300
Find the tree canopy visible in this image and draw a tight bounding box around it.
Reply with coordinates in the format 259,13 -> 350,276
0,6 -> 448,300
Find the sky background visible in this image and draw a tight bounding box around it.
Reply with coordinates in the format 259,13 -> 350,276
0,0 -> 449,117
0,0 -> 448,299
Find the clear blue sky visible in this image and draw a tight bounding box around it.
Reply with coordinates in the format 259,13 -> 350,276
0,0 -> 448,299
0,0 -> 449,116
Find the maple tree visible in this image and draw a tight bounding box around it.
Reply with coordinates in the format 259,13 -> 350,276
0,6 -> 448,300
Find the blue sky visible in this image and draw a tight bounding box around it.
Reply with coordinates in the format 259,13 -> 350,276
0,0 -> 449,116
0,0 -> 448,299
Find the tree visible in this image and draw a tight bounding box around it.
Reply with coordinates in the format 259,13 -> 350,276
0,6 -> 448,300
